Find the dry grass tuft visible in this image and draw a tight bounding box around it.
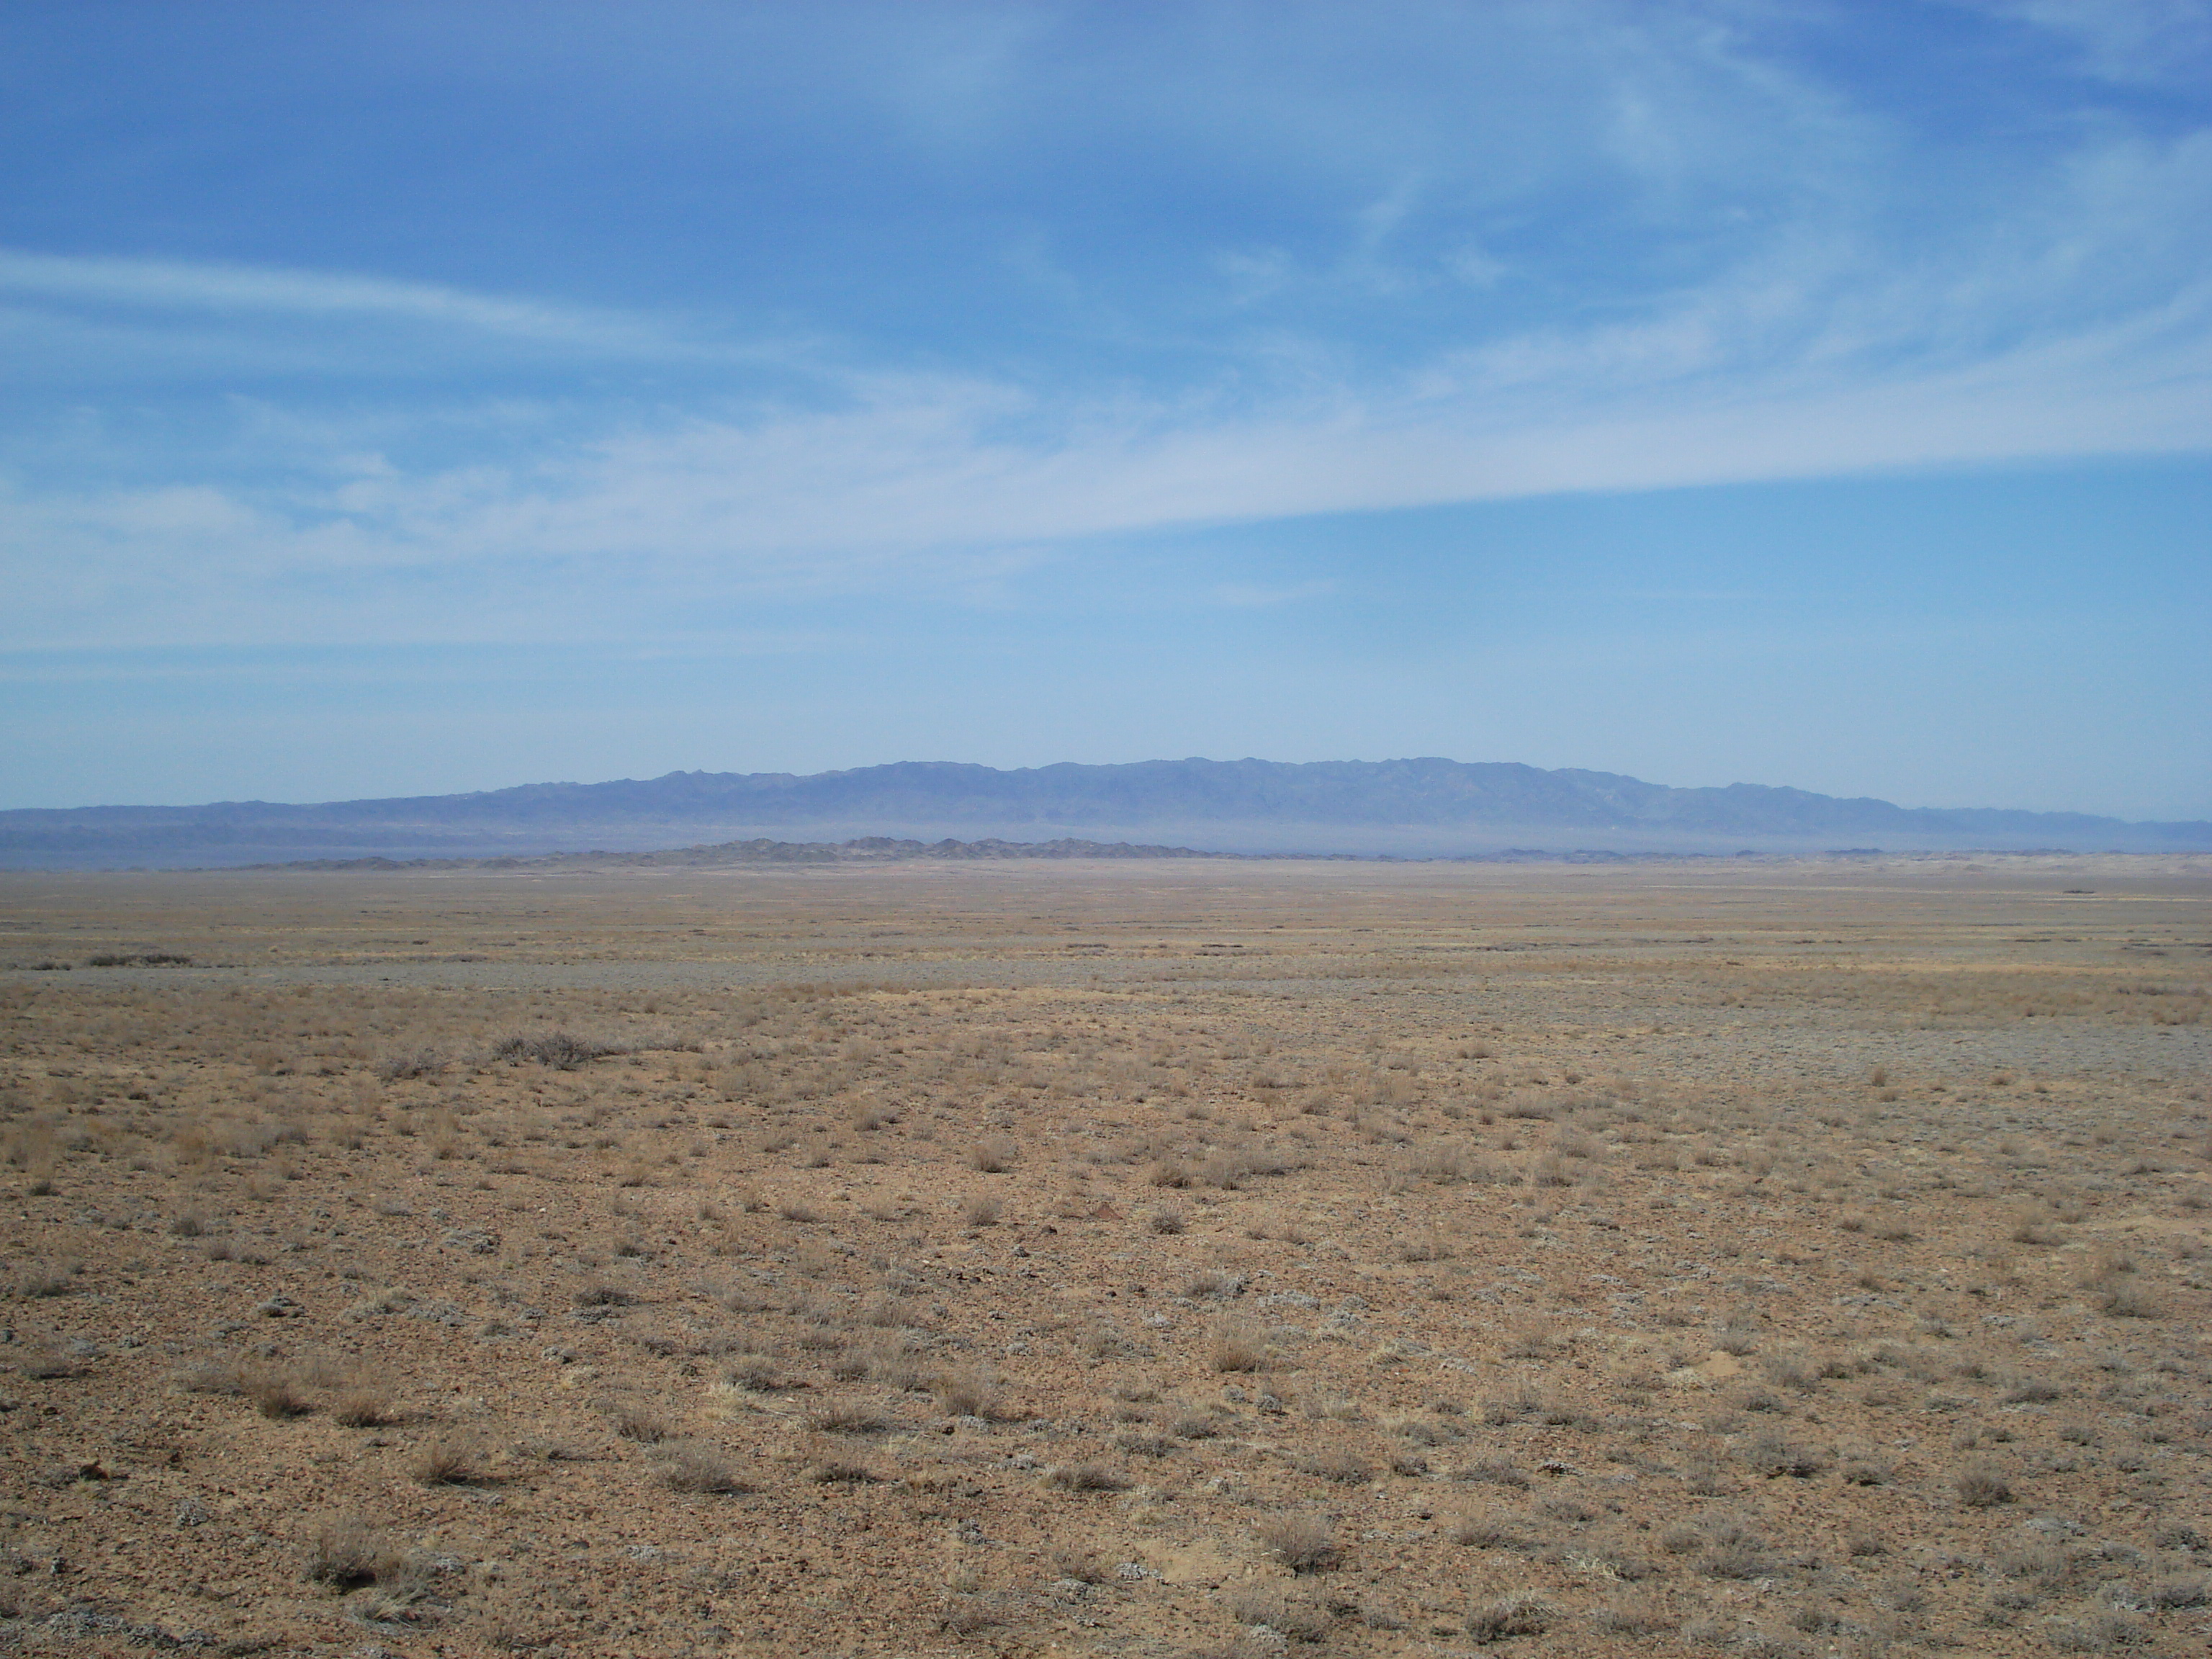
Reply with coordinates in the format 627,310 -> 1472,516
492,1030 -> 623,1069
1221,1583 -> 1328,1641
1954,1462 -> 2013,1507
246,1366 -> 315,1420
961,1193 -> 1002,1227
409,1434 -> 487,1485
654,1440 -> 750,1493
1254,1509 -> 1337,1573
1210,1317 -> 1267,1373
933,1370 -> 999,1419
1467,1591 -> 1557,1641
11,1259 -> 79,1298
301,1514 -> 406,1588
1043,1462 -> 1130,1492
329,1377 -> 398,1427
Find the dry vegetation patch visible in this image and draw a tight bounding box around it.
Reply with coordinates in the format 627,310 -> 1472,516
0,853 -> 2206,1653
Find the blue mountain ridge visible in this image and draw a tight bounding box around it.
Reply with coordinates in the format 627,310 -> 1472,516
2,758 -> 2203,868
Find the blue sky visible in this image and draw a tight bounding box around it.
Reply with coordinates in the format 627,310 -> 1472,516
4,1 -> 2209,818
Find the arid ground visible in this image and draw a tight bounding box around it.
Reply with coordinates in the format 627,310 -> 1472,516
1,855 -> 2208,1658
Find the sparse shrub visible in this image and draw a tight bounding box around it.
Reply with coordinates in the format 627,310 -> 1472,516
493,1030 -> 624,1069
934,1370 -> 998,1419
1592,1591 -> 1676,1636
329,1380 -> 397,1428
1501,1321 -> 1556,1359
1147,1205 -> 1185,1234
410,1435 -> 485,1485
1221,1583 -> 1328,1641
962,1194 -> 1002,1227
1457,1454 -> 1530,1488
302,1514 -> 405,1588
967,1136 -> 1016,1173
2100,1280 -> 2167,1319
175,1357 -> 248,1396
655,1441 -> 749,1493
1297,1448 -> 1371,1485
248,1367 -> 314,1419
1482,1392 -> 1537,1426
2048,1611 -> 2148,1652
1701,1517 -> 1775,1579
1049,1546 -> 1110,1583
1714,1323 -> 1759,1357
1452,1511 -> 1539,1552
1760,1350 -> 1817,1393
1741,1428 -> 1827,1479
1467,1592 -> 1556,1641
1210,1318 -> 1267,1373
809,1403 -> 888,1435
12,1259 -> 78,1298
1043,1462 -> 1129,1492
858,1292 -> 907,1328
375,1048 -> 445,1082
613,1405 -> 675,1443
1955,1462 -> 2013,1507
937,1596 -> 1006,1636
1255,1510 -> 1337,1573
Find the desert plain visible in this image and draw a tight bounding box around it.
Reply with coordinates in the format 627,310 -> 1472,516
0,853 -> 2207,1658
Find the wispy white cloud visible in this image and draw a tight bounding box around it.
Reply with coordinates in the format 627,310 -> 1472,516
6,7 -> 2212,652
8,252 -> 2208,652
0,248 -> 596,331
0,247 -> 785,372
1970,0 -> 2212,85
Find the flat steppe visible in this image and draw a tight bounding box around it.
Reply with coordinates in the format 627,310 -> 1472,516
0,855 -> 2206,1657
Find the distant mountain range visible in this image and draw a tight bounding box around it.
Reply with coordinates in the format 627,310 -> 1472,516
3,758 -> 2206,868
270,836 -> 1223,871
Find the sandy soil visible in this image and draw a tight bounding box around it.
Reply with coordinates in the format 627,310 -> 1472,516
0,854 -> 2206,1658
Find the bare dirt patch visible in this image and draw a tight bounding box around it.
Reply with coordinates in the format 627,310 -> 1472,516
0,854 -> 2206,1655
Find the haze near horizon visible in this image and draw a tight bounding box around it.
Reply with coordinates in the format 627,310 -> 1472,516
4,3 -> 2209,819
